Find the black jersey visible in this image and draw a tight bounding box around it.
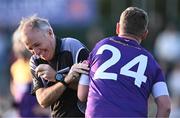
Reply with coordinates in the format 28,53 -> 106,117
30,37 -> 89,117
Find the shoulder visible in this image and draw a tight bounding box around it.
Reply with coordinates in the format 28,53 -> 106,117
29,55 -> 39,71
60,37 -> 88,63
61,37 -> 88,52
98,37 -> 111,44
143,49 -> 158,65
143,49 -> 165,82
61,37 -> 83,46
88,37 -> 110,59
93,37 -> 111,48
29,55 -> 41,65
139,48 -> 161,70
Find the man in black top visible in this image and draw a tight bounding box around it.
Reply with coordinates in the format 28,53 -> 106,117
17,15 -> 89,117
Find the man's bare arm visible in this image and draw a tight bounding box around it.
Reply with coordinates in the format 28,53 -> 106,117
155,95 -> 171,118
36,82 -> 66,108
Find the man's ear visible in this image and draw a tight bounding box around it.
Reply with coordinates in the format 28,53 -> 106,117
46,28 -> 54,39
48,28 -> 53,36
116,23 -> 120,35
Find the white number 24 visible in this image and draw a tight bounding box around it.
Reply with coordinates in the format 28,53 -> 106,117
93,44 -> 148,88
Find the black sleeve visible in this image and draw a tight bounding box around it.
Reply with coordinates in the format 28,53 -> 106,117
29,56 -> 44,95
77,48 -> 89,63
30,69 -> 44,95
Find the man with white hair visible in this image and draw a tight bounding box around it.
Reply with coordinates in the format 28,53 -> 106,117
17,15 -> 89,117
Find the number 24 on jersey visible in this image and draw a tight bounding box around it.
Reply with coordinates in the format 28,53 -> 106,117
93,44 -> 148,88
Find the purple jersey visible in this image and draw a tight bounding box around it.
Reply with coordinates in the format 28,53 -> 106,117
86,36 -> 166,117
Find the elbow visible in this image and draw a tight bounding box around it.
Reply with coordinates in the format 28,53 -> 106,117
36,95 -> 50,108
38,100 -> 49,108
162,99 -> 171,114
36,89 -> 51,108
38,98 -> 50,108
157,104 -> 171,117
157,99 -> 171,116
164,103 -> 171,115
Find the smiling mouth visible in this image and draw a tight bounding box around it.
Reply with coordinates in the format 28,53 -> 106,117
41,53 -> 46,57
40,51 -> 49,59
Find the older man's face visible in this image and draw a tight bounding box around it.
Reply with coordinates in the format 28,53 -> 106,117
21,27 -> 55,61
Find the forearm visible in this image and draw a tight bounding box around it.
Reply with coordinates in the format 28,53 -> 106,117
36,82 -> 66,108
78,84 -> 89,102
64,72 -> 79,90
155,96 -> 171,118
78,74 -> 89,102
156,108 -> 170,118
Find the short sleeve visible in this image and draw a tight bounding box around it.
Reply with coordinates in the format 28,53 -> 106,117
79,74 -> 90,85
151,60 -> 169,97
152,82 -> 169,98
61,38 -> 89,63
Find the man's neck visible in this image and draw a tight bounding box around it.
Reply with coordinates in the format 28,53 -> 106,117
118,33 -> 141,44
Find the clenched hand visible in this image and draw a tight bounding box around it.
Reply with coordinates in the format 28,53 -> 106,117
35,64 -> 56,82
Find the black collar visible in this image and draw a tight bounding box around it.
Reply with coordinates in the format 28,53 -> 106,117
55,38 -> 61,57
50,38 -> 62,61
